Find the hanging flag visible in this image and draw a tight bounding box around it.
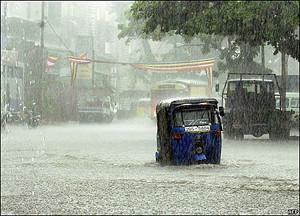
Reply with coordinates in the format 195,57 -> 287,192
129,59 -> 215,72
80,51 -> 88,59
80,51 -> 90,68
129,59 -> 215,92
65,57 -> 215,86
68,56 -> 92,86
45,56 -> 57,73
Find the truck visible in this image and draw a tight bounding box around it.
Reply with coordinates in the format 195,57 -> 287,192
217,73 -> 293,140
77,88 -> 114,123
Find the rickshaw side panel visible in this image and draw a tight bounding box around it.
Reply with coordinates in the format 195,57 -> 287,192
156,106 -> 172,165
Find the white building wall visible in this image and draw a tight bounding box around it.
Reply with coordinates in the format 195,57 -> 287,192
2,1 -> 42,21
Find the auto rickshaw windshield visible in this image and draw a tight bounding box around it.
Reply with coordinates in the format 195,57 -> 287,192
173,105 -> 217,127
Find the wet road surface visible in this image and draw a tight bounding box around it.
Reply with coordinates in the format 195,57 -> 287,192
1,118 -> 299,215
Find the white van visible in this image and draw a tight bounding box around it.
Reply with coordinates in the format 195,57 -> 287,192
276,92 -> 299,127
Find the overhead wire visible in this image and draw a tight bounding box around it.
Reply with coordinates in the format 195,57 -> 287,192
44,18 -> 74,55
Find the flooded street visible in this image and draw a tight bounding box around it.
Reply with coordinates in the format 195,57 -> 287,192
1,118 -> 299,215
1,1 -> 299,215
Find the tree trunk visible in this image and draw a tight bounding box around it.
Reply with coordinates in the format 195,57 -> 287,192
141,39 -> 156,62
261,45 -> 265,69
281,53 -> 288,111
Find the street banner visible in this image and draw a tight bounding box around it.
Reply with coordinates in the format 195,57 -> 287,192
45,56 -> 57,73
129,59 -> 215,90
68,56 -> 92,85
129,59 -> 215,72
80,51 -> 88,59
79,51 -> 90,69
67,56 -> 215,86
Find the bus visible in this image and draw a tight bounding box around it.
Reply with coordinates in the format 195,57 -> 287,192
150,79 -> 209,119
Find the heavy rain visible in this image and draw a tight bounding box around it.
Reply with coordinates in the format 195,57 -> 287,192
1,1 -> 299,215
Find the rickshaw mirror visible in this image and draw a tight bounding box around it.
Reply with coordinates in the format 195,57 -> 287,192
219,106 -> 225,116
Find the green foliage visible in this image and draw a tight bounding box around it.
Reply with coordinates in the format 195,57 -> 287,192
109,2 -> 133,23
42,76 -> 78,123
129,1 -> 299,61
118,7 -> 170,44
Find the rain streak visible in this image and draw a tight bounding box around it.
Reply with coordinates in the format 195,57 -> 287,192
1,1 -> 299,215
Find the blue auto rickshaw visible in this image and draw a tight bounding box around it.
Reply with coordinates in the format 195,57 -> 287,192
155,97 -> 225,166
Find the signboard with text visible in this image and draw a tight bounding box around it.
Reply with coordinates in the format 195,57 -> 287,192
76,63 -> 92,79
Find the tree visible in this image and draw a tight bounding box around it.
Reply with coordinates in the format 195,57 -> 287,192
127,1 -> 299,110
117,5 -> 225,78
130,1 -> 299,61
118,1 -> 288,77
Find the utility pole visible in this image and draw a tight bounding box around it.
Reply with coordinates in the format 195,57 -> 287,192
3,1 -> 8,114
40,1 -> 45,117
91,35 -> 95,88
3,1 -> 8,46
41,1 -> 44,50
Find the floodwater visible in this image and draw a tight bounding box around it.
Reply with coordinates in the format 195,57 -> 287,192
1,118 -> 299,215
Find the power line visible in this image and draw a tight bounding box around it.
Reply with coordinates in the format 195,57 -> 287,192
44,18 -> 74,55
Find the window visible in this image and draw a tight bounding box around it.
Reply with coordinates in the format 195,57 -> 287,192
256,84 -> 261,94
291,98 -> 299,108
265,83 -> 274,93
174,111 -> 183,127
275,98 -> 290,108
243,82 -> 256,93
173,108 -> 213,127
228,82 -> 236,91
276,98 -> 280,108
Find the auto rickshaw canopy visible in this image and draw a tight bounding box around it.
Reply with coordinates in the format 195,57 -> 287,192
156,97 -> 218,115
